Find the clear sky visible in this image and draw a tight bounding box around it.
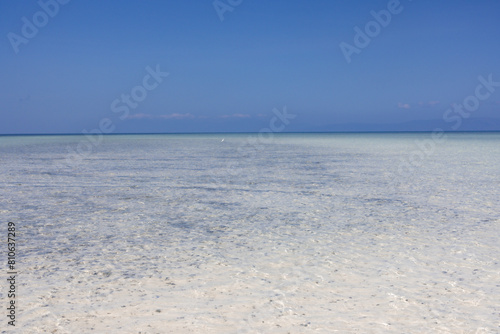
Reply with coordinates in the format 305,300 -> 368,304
1,0 -> 499,134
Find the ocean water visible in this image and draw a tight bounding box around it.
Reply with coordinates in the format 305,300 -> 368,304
0,133 -> 499,333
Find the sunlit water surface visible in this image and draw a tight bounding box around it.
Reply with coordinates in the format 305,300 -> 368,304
1,133 -> 499,333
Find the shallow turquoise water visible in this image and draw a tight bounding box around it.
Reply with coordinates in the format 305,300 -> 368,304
1,133 -> 499,333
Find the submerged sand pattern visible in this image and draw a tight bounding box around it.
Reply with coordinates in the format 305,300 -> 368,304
1,133 -> 499,333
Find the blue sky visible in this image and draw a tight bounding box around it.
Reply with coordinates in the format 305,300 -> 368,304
1,0 -> 499,133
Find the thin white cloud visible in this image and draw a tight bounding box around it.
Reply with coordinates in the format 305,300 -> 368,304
125,113 -> 195,120
219,113 -> 251,119
398,103 -> 411,109
158,113 -> 195,120
126,113 -> 253,120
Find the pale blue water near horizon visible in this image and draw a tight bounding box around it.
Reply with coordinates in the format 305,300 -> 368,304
1,132 -> 499,333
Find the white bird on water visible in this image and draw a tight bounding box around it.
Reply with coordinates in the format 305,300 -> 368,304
221,138 -> 225,142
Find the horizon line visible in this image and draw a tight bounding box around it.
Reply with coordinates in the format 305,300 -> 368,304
1,130 -> 500,136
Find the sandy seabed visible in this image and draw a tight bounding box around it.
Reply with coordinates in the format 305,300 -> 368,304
1,133 -> 499,333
